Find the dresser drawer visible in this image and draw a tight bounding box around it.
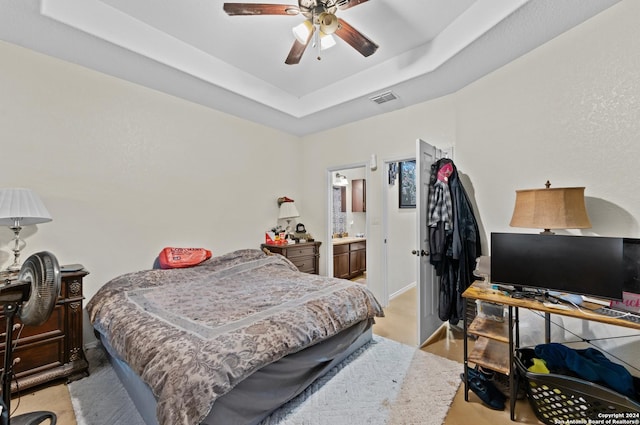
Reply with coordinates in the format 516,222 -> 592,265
290,257 -> 316,274
261,242 -> 321,275
285,245 -> 317,258
12,337 -> 65,376
0,305 -> 64,343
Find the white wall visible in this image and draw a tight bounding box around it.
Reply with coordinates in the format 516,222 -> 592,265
301,0 -> 640,366
300,97 -> 457,301
302,0 -> 640,292
2,0 -> 639,364
0,41 -> 302,308
454,0 -> 640,244
385,158 -> 418,298
452,0 -> 640,368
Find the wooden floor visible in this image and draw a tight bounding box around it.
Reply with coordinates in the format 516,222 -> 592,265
10,285 -> 541,425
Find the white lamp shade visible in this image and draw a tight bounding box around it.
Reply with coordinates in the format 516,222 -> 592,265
292,20 -> 313,44
278,202 -> 300,220
320,34 -> 336,50
0,188 -> 52,226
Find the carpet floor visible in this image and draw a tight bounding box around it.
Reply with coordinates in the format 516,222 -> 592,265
69,336 -> 462,425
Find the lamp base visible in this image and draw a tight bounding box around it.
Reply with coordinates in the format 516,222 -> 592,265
6,263 -> 21,272
6,226 -> 25,272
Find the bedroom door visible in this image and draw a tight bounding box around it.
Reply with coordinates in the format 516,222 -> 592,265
416,139 -> 445,346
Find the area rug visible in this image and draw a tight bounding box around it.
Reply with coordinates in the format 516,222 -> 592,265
69,336 -> 462,425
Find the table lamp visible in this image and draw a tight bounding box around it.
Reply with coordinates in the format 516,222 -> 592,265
509,181 -> 591,235
278,197 -> 300,237
0,188 -> 52,271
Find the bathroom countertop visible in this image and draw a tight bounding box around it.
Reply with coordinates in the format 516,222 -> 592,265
332,237 -> 366,245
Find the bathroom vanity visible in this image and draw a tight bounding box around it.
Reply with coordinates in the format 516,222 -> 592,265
332,237 -> 366,279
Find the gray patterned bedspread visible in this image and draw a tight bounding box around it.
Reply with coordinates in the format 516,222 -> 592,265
87,249 -> 383,425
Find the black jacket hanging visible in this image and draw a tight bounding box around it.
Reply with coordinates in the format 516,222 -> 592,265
427,158 -> 481,325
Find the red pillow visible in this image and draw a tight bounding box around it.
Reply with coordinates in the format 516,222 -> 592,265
158,247 -> 212,269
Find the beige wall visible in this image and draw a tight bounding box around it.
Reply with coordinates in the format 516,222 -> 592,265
301,0 -> 640,363
454,0 -> 640,244
301,0 -> 640,296
1,0 -> 639,356
300,97 -> 457,301
454,0 -> 640,365
0,41 -> 302,305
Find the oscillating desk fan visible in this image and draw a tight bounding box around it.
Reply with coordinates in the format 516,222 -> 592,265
1,252 -> 61,425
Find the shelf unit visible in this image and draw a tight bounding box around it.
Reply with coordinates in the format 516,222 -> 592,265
464,299 -> 517,419
467,317 -> 510,375
462,281 -> 640,421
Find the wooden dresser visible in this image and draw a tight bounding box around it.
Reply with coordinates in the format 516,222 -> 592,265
0,266 -> 90,392
261,241 -> 321,274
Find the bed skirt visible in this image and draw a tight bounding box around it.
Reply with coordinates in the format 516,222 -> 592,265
98,319 -> 373,425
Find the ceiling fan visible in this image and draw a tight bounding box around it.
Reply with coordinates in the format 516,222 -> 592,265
223,0 -> 379,64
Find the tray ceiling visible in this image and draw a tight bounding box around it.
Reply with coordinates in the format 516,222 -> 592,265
0,0 -> 621,136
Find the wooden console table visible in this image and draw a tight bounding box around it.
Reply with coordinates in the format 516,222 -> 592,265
462,281 -> 640,420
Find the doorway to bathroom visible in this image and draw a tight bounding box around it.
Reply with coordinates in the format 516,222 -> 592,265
326,165 -> 368,281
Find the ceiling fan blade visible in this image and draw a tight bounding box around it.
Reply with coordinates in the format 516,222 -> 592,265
336,0 -> 369,11
334,18 -> 378,57
223,3 -> 300,16
285,25 -> 315,65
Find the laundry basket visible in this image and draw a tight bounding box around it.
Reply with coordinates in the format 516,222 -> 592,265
515,348 -> 640,425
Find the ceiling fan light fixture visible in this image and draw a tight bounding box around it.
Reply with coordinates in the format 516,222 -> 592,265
318,12 -> 339,35
320,33 -> 336,50
292,20 -> 313,44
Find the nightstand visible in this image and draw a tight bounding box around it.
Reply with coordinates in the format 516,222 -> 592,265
261,241 -> 321,274
0,265 -> 90,392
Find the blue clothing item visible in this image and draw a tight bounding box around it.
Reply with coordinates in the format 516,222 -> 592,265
534,343 -> 635,399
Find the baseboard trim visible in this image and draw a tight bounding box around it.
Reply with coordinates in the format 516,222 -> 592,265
389,282 -> 416,300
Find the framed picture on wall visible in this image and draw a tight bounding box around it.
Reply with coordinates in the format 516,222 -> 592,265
399,160 -> 416,208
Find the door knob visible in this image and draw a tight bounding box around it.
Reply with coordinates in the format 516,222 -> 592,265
411,250 -> 429,257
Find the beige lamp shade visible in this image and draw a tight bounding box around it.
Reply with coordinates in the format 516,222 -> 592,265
509,183 -> 591,234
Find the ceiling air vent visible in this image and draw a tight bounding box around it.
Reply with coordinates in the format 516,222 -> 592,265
369,91 -> 398,105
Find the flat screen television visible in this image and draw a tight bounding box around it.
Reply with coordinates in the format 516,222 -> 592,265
490,233 -> 624,300
623,238 -> 640,295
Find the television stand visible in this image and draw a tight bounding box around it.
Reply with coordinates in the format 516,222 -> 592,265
462,281 -> 640,421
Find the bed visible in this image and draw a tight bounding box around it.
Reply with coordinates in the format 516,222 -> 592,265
87,248 -> 384,425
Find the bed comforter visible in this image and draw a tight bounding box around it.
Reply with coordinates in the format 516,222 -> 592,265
87,249 -> 384,425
